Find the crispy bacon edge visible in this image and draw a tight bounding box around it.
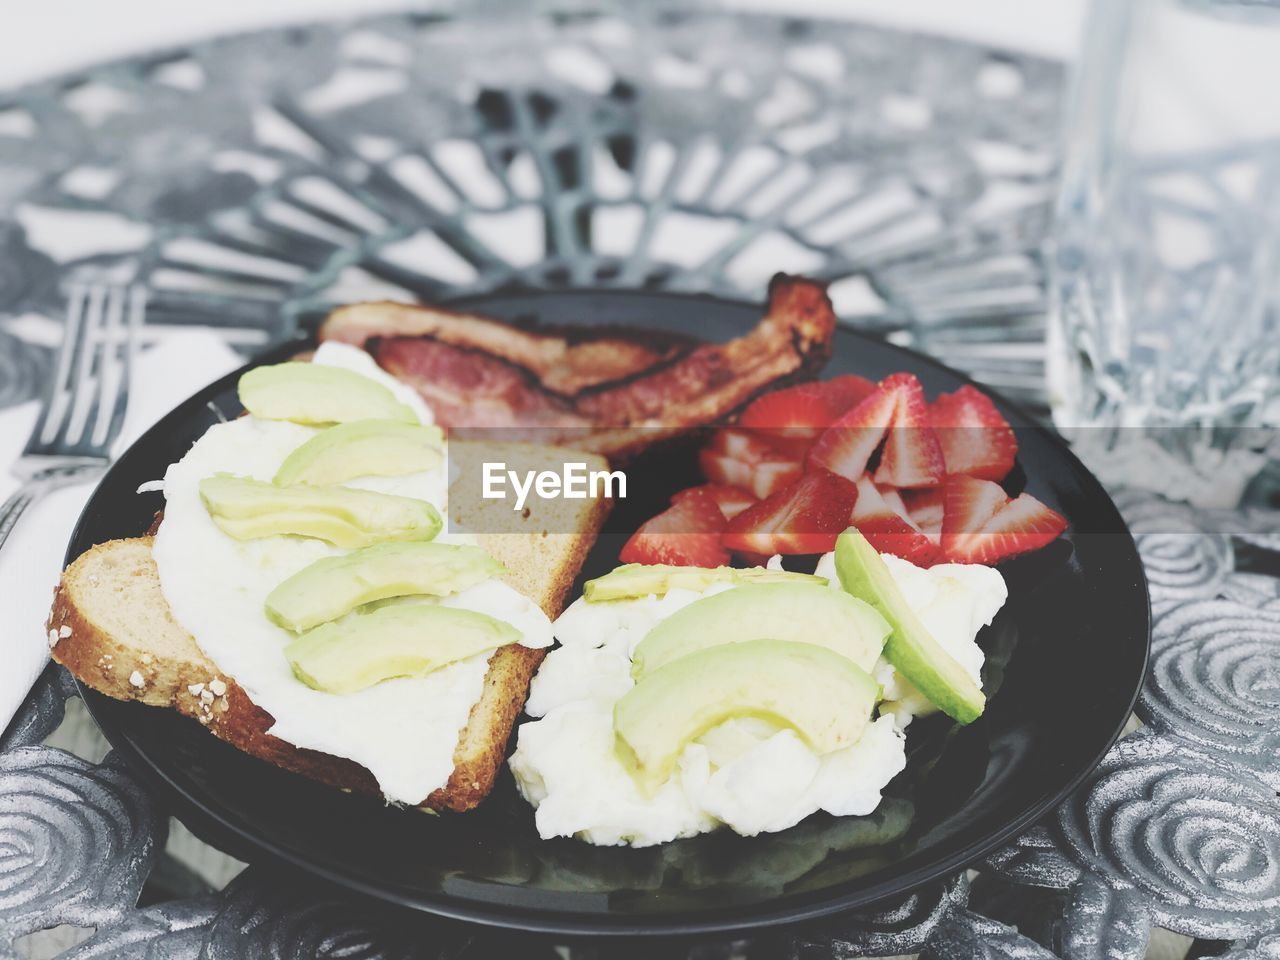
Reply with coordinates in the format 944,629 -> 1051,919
318,274 -> 838,461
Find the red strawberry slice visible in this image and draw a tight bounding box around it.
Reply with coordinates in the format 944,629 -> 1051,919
723,470 -> 858,555
736,375 -> 878,442
873,373 -> 945,488
941,475 -> 1067,565
749,461 -> 804,498
736,382 -> 849,440
713,426 -> 810,462
822,374 -> 877,413
701,429 -> 804,498
940,475 -> 1010,552
712,428 -> 770,460
927,385 -> 1018,481
672,483 -> 757,520
849,477 -> 943,567
806,382 -> 899,481
620,487 -> 729,567
902,487 -> 945,542
699,449 -> 755,492
699,449 -> 802,499
879,485 -> 910,519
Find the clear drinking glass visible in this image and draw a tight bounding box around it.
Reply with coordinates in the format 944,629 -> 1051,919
1048,0 -> 1280,507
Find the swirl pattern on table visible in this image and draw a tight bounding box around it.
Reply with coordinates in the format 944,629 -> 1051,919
1138,599 -> 1280,787
203,868 -> 465,960
60,899 -> 219,960
791,875 -> 969,958
0,748 -> 162,946
918,909 -> 1060,960
1055,731 -> 1280,939
1059,875 -> 1151,960
1220,572 -> 1280,612
1114,491 -> 1234,604
982,825 -> 1083,890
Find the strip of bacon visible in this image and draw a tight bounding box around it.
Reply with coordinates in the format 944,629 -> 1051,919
323,275 -> 837,460
321,301 -> 690,395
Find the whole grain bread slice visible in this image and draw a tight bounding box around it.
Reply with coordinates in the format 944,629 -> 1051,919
48,440 -> 611,812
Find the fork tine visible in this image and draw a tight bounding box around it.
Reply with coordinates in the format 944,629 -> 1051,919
87,286 -> 126,449
29,285 -> 90,448
56,285 -> 110,449
90,285 -> 143,450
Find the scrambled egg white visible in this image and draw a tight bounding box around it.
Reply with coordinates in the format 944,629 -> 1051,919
151,342 -> 553,805
509,555 -> 1006,847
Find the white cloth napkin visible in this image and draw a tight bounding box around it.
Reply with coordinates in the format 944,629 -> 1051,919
0,330 -> 242,735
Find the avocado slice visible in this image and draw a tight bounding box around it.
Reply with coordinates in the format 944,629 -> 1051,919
583,563 -> 827,602
274,420 -> 445,487
631,582 -> 890,678
834,529 -> 985,724
265,541 -> 505,632
286,604 -> 520,694
199,475 -> 441,549
239,363 -> 418,426
614,638 -> 879,791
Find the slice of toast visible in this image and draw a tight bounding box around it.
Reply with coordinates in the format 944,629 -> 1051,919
48,440 -> 610,812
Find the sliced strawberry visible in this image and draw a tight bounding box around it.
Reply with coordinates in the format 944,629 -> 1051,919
902,487 -> 945,542
620,487 -> 729,567
735,375 -> 878,442
712,426 -> 809,462
806,382 -> 899,481
849,477 -> 943,567
723,470 -> 858,555
737,382 -> 849,440
712,428 -> 774,461
750,460 -> 805,498
699,449 -> 802,499
879,485 -> 910,519
940,475 -> 1066,564
928,385 -> 1018,481
701,429 -> 804,498
699,448 -> 755,492
672,483 -> 757,520
940,475 -> 1010,554
873,373 -> 945,488
821,374 -> 877,413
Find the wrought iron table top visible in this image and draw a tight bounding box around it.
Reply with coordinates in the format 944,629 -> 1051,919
1,6 -> 1278,958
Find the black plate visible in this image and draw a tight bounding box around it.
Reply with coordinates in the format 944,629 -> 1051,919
66,290 -> 1150,937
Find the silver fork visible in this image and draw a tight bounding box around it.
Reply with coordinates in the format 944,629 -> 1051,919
0,284 -> 144,552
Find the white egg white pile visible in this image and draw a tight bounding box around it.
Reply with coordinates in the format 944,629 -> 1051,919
510,553 -> 1006,847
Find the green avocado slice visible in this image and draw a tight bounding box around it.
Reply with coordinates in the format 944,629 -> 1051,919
265,541 -> 505,633
199,475 -> 440,549
631,582 -> 890,678
834,529 -> 985,724
286,604 -> 520,694
239,363 -> 417,426
274,420 -> 444,487
583,563 -> 826,602
614,638 -> 879,791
